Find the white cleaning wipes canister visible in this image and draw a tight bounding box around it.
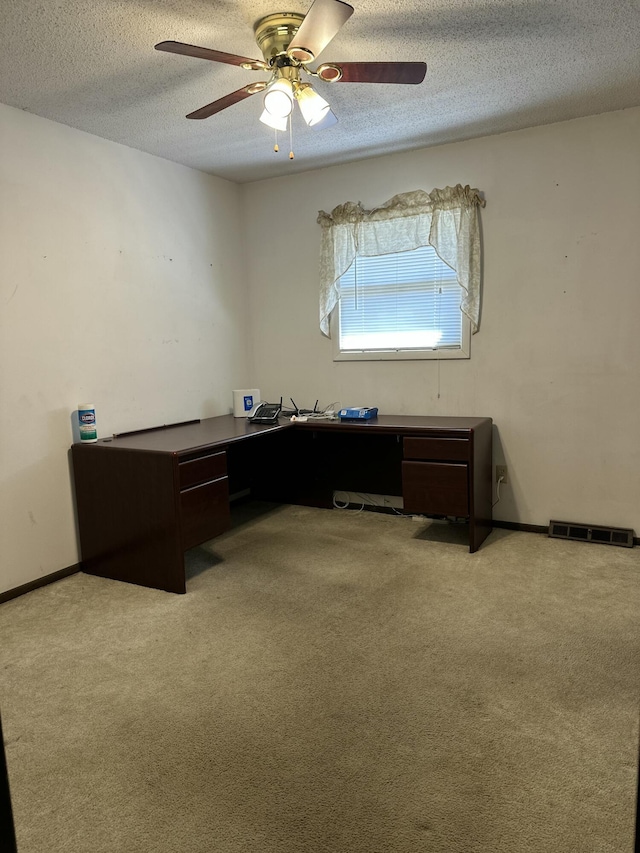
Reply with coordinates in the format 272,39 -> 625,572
78,403 -> 98,442
232,389 -> 260,418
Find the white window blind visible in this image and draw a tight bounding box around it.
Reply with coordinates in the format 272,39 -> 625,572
338,245 -> 462,352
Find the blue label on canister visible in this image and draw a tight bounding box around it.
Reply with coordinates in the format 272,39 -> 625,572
243,395 -> 254,411
78,406 -> 97,441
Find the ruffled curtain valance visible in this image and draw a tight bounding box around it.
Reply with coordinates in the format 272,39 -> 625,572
317,184 -> 486,338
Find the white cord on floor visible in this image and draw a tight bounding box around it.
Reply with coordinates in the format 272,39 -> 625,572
333,491 -> 365,512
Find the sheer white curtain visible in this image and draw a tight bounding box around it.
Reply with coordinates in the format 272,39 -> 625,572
317,185 -> 486,338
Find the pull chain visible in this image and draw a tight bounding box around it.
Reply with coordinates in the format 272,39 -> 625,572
289,118 -> 294,160
274,128 -> 279,153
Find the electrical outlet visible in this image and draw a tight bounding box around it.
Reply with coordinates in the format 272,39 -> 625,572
496,465 -> 508,485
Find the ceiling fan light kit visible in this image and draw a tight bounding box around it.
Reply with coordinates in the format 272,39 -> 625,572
155,0 -> 427,159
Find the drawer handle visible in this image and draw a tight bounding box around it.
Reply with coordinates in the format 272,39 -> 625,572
180,474 -> 228,494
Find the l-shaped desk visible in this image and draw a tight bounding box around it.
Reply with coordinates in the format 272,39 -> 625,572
71,413 -> 493,593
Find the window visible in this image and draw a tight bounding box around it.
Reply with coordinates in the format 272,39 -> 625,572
318,185 -> 485,362
334,244 -> 469,361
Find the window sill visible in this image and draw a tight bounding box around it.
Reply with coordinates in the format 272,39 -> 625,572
333,348 -> 470,362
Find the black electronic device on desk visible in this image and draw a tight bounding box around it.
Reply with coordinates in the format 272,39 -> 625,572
249,398 -> 282,424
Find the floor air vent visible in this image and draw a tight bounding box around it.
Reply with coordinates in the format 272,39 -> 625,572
548,520 -> 634,548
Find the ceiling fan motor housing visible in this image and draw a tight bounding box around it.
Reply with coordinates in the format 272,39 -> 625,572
254,13 -> 306,63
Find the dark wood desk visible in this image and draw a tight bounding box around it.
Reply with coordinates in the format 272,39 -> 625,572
71,414 -> 493,593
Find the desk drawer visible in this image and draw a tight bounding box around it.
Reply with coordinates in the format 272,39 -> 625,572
402,461 -> 469,516
180,478 -> 230,550
179,451 -> 227,490
404,437 -> 470,462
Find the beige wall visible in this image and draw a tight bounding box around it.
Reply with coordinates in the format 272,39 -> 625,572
0,104 -> 249,594
243,108 -> 640,530
2,105 -> 638,594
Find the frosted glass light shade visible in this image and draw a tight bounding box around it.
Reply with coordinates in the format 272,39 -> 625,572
313,108 -> 338,129
296,85 -> 331,126
264,78 -> 294,118
259,109 -> 288,131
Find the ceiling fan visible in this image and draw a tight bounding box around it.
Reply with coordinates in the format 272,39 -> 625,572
155,0 -> 427,156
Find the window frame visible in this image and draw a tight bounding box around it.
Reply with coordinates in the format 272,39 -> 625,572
318,187 -> 485,352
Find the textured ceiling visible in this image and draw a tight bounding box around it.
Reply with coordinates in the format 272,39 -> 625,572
1,0 -> 639,183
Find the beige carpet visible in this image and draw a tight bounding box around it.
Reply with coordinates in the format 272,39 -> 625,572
1,504 -> 638,852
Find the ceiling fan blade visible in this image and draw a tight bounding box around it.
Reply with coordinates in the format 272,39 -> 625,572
186,83 -> 266,120
287,0 -> 354,63
155,40 -> 263,68
320,61 -> 427,84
